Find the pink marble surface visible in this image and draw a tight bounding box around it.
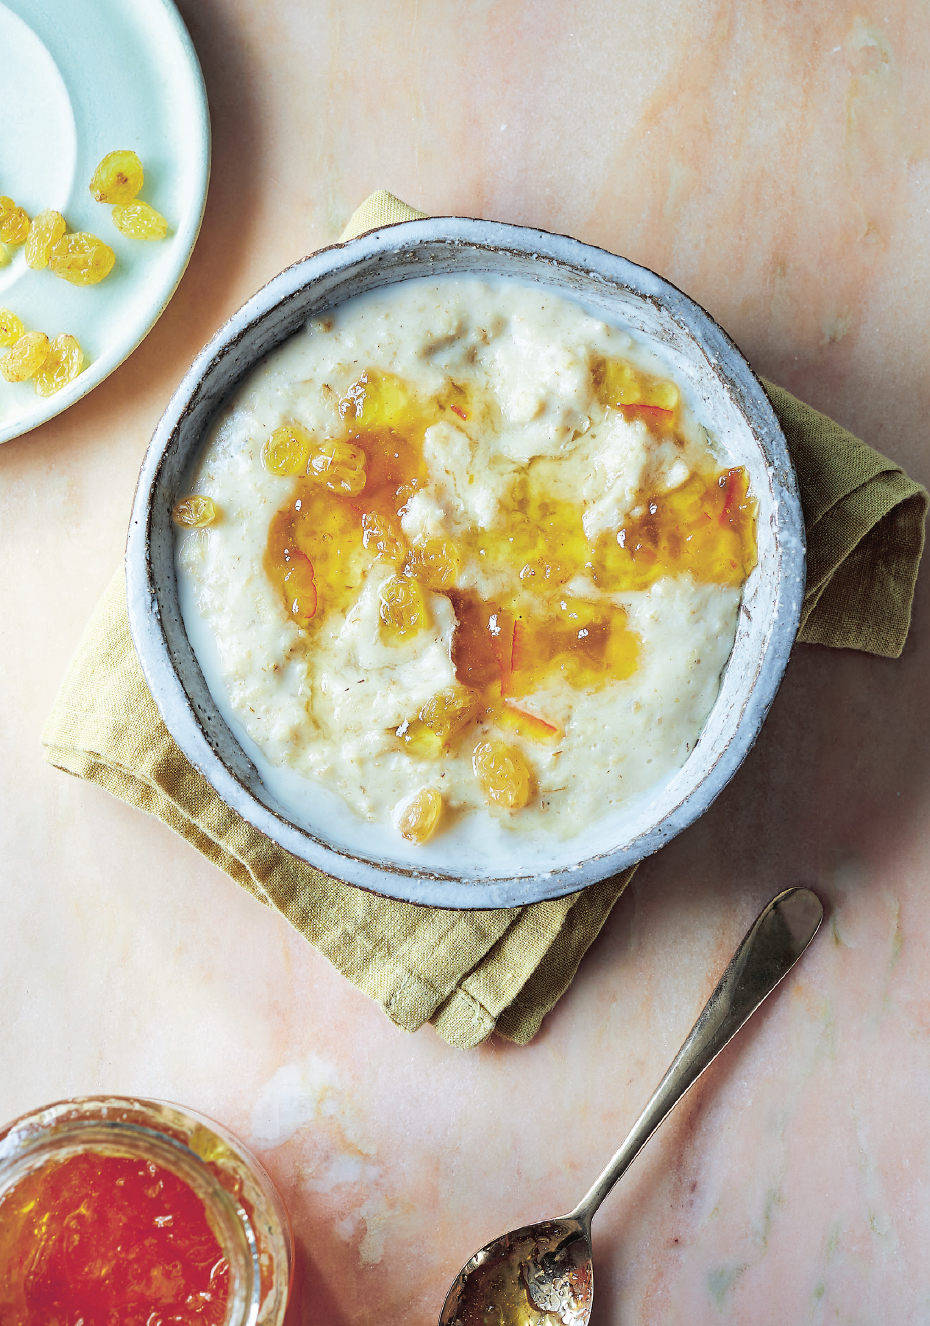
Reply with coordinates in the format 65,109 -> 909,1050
2,1 -> 929,1321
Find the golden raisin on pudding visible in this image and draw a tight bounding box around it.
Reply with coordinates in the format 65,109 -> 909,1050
262,423 -> 313,476
396,787 -> 443,843
418,687 -> 479,744
0,197 -> 30,245
398,686 -> 480,757
403,538 -> 460,590
89,150 -> 144,204
1,331 -> 50,383
173,494 -> 218,528
379,575 -> 429,639
111,200 -> 169,241
25,210 -> 67,269
48,233 -> 116,286
33,334 -> 84,397
361,511 -> 406,563
0,308 -> 25,347
473,738 -> 532,810
308,438 -> 367,495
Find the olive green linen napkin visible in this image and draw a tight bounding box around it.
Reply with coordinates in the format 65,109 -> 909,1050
42,193 -> 927,1050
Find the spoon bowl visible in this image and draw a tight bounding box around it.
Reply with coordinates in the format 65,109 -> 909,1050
441,1219 -> 590,1326
438,886 -> 823,1325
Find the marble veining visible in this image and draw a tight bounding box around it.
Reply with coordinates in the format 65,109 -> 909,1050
2,1 -> 929,1322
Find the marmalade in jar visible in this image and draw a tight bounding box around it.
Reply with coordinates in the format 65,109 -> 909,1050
0,1151 -> 229,1325
0,1097 -> 293,1326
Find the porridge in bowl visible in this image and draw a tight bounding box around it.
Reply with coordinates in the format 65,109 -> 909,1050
174,277 -> 756,856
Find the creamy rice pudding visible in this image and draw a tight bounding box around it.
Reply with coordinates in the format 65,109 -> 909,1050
174,278 -> 755,850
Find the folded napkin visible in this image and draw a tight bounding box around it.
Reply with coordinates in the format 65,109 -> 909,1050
42,193 -> 928,1050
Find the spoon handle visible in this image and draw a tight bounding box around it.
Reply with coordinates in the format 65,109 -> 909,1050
568,886 -> 822,1232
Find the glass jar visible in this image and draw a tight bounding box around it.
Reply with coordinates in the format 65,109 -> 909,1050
0,1096 -> 293,1325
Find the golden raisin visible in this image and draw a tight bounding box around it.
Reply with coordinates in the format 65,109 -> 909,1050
0,331 -> 50,383
396,721 -> 442,759
473,738 -> 532,810
262,423 -> 313,475
90,150 -> 144,204
48,233 -> 116,285
403,538 -> 460,590
0,243 -> 9,268
0,197 -> 29,245
396,787 -> 443,843
173,495 -> 218,527
379,575 -> 429,639
111,200 -> 169,240
0,308 -> 24,347
33,334 -> 84,396
419,687 -> 479,743
309,438 -> 367,495
361,511 -> 406,563
25,210 -> 67,269
398,686 -> 479,756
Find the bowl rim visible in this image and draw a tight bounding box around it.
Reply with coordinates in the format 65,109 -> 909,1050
126,216 -> 806,910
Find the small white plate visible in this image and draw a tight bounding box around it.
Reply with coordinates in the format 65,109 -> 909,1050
0,0 -> 210,444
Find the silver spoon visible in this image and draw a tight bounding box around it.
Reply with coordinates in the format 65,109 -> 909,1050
438,886 -> 823,1326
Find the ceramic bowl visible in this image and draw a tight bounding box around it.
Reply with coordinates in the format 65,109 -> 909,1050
126,217 -> 805,909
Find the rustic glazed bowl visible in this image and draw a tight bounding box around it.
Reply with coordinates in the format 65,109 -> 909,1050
126,217 -> 805,909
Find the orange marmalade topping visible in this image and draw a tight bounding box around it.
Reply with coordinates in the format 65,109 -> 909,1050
0,1151 -> 230,1325
257,359 -> 757,817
